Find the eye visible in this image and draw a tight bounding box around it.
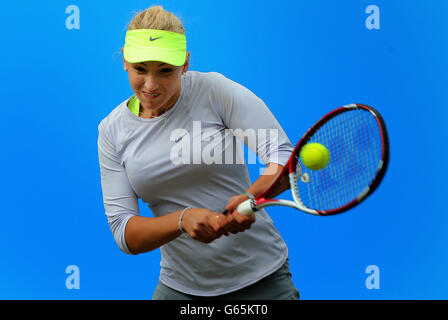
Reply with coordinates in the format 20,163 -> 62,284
161,68 -> 173,73
134,66 -> 146,72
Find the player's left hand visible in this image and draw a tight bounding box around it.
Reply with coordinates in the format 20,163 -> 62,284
219,194 -> 256,234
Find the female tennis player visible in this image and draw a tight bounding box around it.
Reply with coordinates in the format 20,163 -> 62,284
98,5 -> 299,300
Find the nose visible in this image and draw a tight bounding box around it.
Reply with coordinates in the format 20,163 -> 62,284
143,74 -> 160,92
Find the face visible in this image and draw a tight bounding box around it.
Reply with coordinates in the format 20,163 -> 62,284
122,49 -> 190,117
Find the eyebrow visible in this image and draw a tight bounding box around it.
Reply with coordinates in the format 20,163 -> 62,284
136,62 -> 167,67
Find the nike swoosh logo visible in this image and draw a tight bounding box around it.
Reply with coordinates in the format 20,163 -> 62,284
174,130 -> 190,143
149,36 -> 162,41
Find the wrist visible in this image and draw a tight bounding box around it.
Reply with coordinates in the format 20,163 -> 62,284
243,191 -> 255,200
178,207 -> 190,233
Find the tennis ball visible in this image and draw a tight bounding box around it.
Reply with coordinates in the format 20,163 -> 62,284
299,143 -> 330,170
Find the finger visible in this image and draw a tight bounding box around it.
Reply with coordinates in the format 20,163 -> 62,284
223,195 -> 245,214
211,215 -> 230,236
223,212 -> 240,230
225,212 -> 254,233
232,210 -> 255,225
223,212 -> 246,234
195,230 -> 218,243
189,230 -> 209,243
219,219 -> 238,234
201,223 -> 222,239
190,223 -> 218,243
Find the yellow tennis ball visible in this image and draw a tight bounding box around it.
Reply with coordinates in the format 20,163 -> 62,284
300,143 -> 330,170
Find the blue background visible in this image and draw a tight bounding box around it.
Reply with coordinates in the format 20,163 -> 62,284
1,0 -> 446,299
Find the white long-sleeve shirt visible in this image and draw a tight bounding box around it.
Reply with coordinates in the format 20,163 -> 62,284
97,71 -> 294,296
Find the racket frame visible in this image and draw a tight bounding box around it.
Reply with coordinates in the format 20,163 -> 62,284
236,103 -> 389,216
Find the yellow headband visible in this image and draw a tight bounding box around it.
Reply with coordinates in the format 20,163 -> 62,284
124,29 -> 187,66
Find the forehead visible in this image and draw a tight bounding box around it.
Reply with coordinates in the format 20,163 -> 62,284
133,62 -> 170,67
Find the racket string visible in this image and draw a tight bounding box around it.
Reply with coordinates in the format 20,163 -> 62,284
298,109 -> 383,211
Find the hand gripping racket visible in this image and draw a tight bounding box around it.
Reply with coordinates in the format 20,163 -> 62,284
222,103 -> 389,216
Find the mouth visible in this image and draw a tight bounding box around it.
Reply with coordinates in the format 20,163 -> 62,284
143,92 -> 161,99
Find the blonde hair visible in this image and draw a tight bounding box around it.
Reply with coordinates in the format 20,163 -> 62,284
127,5 -> 185,34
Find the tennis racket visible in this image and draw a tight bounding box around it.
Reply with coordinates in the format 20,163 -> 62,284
222,103 -> 389,216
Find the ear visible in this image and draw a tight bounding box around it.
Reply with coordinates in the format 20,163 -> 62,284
122,47 -> 128,71
183,52 -> 191,73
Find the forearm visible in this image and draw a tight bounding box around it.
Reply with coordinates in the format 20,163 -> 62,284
125,211 -> 182,254
246,163 -> 288,199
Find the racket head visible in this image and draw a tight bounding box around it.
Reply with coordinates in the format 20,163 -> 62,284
288,103 -> 389,215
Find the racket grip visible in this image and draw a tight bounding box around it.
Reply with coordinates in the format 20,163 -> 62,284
236,199 -> 255,215
215,200 -> 254,215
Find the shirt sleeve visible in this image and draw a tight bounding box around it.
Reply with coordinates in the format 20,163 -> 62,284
210,73 -> 294,166
97,119 -> 139,255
